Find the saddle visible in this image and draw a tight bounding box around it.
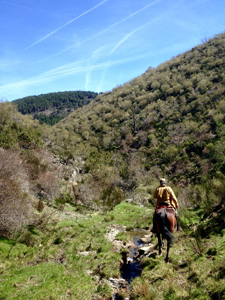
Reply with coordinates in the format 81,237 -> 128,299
155,202 -> 175,212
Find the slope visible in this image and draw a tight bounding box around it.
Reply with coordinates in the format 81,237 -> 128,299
47,32 -> 225,209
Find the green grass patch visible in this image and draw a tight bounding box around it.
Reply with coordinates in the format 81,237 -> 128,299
0,202 -> 224,300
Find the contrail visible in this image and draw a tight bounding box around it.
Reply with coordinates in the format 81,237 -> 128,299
99,16 -> 160,90
0,0 -> 30,9
24,0 -> 109,51
110,26 -> 144,54
84,45 -> 109,90
34,0 -> 163,62
0,51 -> 158,94
111,16 -> 161,54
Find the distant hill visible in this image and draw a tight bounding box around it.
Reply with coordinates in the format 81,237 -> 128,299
13,90 -> 98,125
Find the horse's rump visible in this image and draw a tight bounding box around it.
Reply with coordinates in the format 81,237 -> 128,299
153,207 -> 177,262
165,208 -> 177,233
153,208 -> 176,241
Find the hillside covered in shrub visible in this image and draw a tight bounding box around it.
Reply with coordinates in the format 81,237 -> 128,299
47,32 -> 225,210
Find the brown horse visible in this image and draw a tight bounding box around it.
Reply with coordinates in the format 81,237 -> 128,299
153,205 -> 177,262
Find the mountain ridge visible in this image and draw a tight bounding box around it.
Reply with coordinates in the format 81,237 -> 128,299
13,90 -> 98,125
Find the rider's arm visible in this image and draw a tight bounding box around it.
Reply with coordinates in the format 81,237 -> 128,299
153,188 -> 158,199
168,187 -> 178,209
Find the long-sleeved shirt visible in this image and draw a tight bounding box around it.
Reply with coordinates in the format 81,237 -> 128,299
153,185 -> 178,209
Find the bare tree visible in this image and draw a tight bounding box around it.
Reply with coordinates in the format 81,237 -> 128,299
0,148 -> 32,237
37,171 -> 60,203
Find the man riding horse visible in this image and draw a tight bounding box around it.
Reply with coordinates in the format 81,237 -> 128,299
151,177 -> 179,233
151,178 -> 179,262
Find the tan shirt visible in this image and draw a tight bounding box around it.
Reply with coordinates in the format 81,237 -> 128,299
153,185 -> 178,209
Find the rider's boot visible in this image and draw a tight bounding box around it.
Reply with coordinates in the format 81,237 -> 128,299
177,221 -> 180,231
175,210 -> 180,231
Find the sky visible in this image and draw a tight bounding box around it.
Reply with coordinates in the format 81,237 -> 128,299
0,0 -> 225,101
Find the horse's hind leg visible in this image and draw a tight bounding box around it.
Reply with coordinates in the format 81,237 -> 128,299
165,240 -> 171,263
157,233 -> 162,256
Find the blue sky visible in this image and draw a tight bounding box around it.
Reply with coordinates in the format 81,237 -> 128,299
0,0 -> 225,101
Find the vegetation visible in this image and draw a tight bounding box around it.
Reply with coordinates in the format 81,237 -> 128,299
0,32 -> 225,299
0,147 -> 33,237
0,202 -> 149,299
13,91 -> 98,125
46,32 -> 225,211
131,204 -> 225,300
0,202 -> 224,299
0,102 -> 60,237
0,102 -> 42,149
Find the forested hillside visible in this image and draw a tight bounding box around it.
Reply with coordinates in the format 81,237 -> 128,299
13,91 -> 98,125
48,32 -> 225,209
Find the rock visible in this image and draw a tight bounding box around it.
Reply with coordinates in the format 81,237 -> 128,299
108,277 -> 128,289
126,198 -> 134,203
78,251 -> 96,256
140,233 -> 152,243
113,240 -> 125,252
146,250 -> 157,259
139,244 -> 154,253
104,225 -> 126,242
134,244 -> 156,260
126,241 -> 135,248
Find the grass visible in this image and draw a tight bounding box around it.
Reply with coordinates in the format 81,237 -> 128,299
0,202 -> 151,299
0,202 -> 224,299
131,207 -> 225,300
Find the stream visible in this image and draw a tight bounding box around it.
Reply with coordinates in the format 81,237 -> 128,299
120,235 -> 144,283
113,229 -> 153,300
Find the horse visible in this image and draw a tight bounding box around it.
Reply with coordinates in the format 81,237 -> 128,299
153,204 -> 177,262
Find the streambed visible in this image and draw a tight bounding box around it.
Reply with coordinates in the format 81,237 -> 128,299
120,231 -> 146,282
112,229 -> 155,299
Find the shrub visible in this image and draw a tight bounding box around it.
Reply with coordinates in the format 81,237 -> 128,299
0,102 -> 17,125
0,148 -> 32,237
37,171 -> 60,204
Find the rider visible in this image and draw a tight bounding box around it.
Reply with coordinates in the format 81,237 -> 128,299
151,178 -> 179,232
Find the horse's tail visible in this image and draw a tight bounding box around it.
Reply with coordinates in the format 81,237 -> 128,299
159,209 -> 175,242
